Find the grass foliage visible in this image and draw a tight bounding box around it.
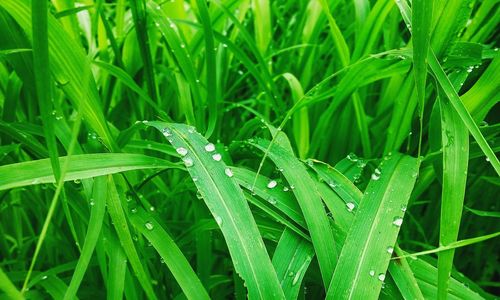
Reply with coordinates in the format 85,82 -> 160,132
0,0 -> 499,299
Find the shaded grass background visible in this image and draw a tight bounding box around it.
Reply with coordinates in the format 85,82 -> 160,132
0,0 -> 499,299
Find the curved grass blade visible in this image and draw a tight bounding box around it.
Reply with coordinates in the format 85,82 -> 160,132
128,206 -> 210,300
146,122 -> 285,299
0,153 -> 180,190
63,176 -> 107,300
272,229 -> 314,300
250,138 -> 337,289
326,153 -> 420,299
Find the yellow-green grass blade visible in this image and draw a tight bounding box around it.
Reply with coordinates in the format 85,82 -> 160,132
251,0 -> 272,55
0,153 -> 179,190
326,153 -> 420,299
0,267 -> 23,300
272,229 -> 314,300
145,122 -> 285,299
0,0 -> 116,151
128,206 -> 210,300
250,138 -> 337,289
411,0 -> 432,155
63,176 -> 107,300
106,176 -> 157,299
437,90 -> 469,298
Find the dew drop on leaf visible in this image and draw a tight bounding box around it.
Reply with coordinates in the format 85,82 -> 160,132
392,217 -> 403,227
346,202 -> 355,212
225,168 -> 234,177
378,273 -> 386,282
176,147 -> 188,156
145,222 -> 154,231
212,153 -> 222,161
205,143 -> 216,152
267,180 -> 277,189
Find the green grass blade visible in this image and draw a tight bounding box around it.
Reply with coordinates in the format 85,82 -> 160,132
146,122 -> 285,299
250,138 -> 337,289
412,0 -> 433,156
428,51 -> 500,174
388,246 -> 425,300
326,153 -> 420,299
0,153 -> 179,190
63,176 -> 107,300
437,90 -> 469,298
272,229 -> 314,300
31,0 -> 60,181
106,176 -> 157,299
128,206 -> 210,300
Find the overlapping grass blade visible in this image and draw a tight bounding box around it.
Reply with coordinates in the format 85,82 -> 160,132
0,268 -> 23,300
146,121 -> 285,299
63,176 -> 107,300
437,87 -> 469,298
250,138 -> 337,289
272,229 -> 314,300
0,153 -> 179,190
128,206 -> 210,299
0,0 -> 116,150
326,153 -> 420,299
106,176 -> 157,299
411,0 -> 432,155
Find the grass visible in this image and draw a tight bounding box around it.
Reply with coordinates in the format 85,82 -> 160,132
0,0 -> 498,299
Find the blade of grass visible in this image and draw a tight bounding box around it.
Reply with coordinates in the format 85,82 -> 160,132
250,137 -> 337,289
63,176 -> 107,300
412,0 -> 433,156
146,122 -> 285,299
437,86 -> 469,298
326,153 -> 420,299
0,153 -> 180,190
272,229 -> 314,300
128,206 -> 210,300
0,267 -> 23,300
106,175 -> 157,299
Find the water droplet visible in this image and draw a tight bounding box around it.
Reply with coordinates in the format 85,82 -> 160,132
74,179 -> 81,184
283,186 -> 289,192
215,216 -> 223,226
183,157 -> 194,167
225,168 -> 234,177
149,206 -> 155,212
267,180 -> 277,189
222,43 -> 228,48
267,197 -> 277,205
31,178 -> 41,185
142,120 -> 149,124
387,246 -> 394,254
145,222 -> 154,231
176,147 -> 188,156
346,202 -> 355,212
288,271 -> 294,277
292,271 -> 301,286
212,153 -> 222,161
205,143 -> 215,152
42,275 -> 48,280
347,153 -> 358,162
131,207 -> 138,214
371,168 -> 381,181
369,270 -> 375,276
328,180 -> 337,188
89,199 -> 95,206
192,176 -> 199,182
401,205 -> 407,212
161,128 -> 172,137
378,273 -> 386,282
393,217 -> 403,227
